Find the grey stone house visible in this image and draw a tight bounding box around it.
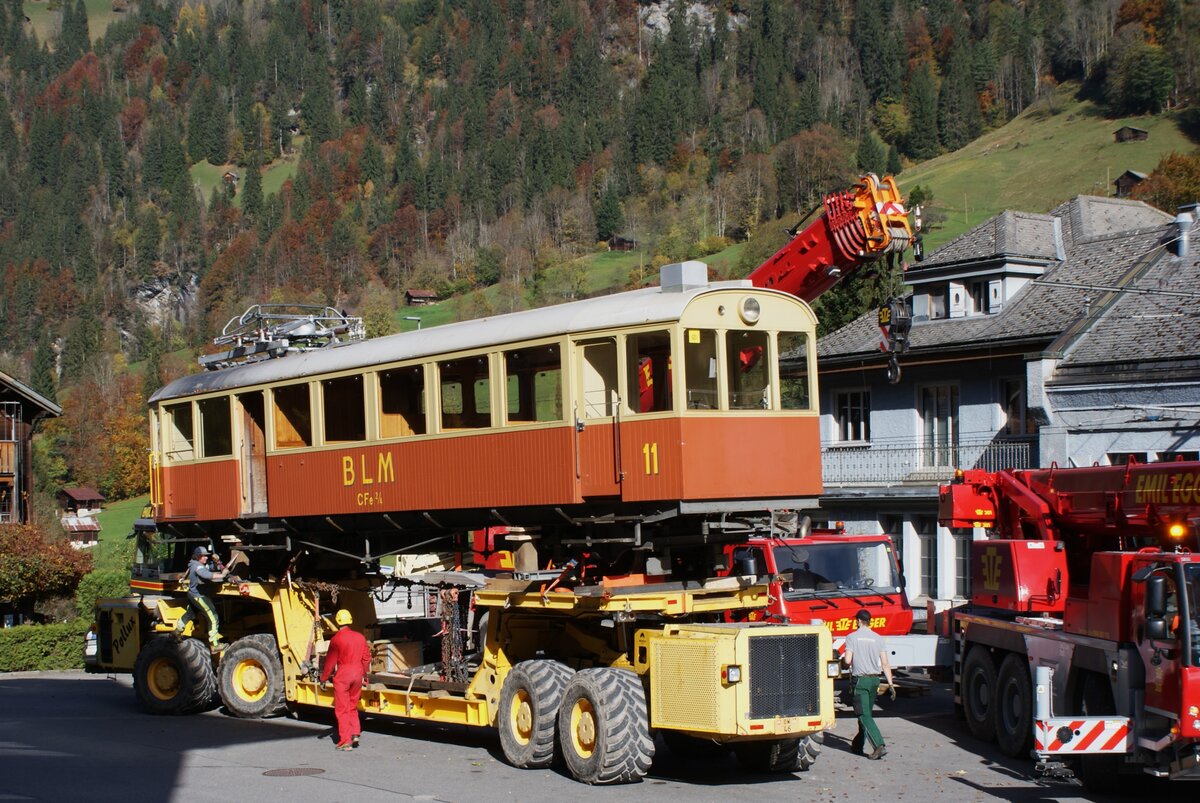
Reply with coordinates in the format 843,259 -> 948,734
812,195 -> 1198,613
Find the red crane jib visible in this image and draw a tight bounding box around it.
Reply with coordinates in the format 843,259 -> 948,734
748,175 -> 911,302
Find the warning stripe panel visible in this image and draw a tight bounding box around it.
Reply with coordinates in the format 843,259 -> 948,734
1035,718 -> 1131,755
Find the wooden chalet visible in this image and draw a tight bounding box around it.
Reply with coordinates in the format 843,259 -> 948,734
1113,170 -> 1148,198
1113,126 -> 1149,143
405,289 -> 438,306
607,235 -> 637,252
0,371 -> 62,525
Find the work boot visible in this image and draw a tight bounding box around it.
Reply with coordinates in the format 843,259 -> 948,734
851,734 -> 864,754
867,745 -> 888,760
352,735 -> 360,748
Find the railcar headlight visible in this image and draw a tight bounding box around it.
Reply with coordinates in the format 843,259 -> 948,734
739,297 -> 761,324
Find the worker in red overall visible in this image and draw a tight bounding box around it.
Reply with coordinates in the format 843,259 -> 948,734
320,609 -> 372,750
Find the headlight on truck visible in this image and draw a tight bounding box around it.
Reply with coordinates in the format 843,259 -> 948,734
826,660 -> 841,678
722,664 -> 742,684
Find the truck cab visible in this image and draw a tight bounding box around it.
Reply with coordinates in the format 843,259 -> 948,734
721,530 -> 939,660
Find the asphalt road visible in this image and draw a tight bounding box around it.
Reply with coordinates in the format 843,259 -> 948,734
0,671 -> 1139,802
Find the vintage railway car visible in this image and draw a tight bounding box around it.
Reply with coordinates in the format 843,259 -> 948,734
146,262 -> 820,574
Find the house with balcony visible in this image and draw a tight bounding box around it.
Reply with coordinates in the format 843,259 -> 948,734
0,371 -> 62,525
812,195 -> 1199,614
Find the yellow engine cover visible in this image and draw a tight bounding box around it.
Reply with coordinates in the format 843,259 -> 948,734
635,623 -> 835,740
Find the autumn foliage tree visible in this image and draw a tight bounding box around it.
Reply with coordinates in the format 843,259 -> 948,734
1132,152 -> 1200,214
0,525 -> 92,614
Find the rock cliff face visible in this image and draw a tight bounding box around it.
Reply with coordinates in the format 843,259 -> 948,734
130,274 -> 198,329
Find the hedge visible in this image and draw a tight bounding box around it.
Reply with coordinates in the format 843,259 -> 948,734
0,619 -> 89,672
75,570 -> 132,618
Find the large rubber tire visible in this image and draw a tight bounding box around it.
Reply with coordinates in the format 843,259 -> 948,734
1077,672 -> 1124,793
797,731 -> 823,771
994,654 -> 1033,757
734,738 -> 802,772
557,668 -> 655,784
134,636 -> 217,715
219,634 -> 287,718
497,660 -> 574,768
962,646 -> 998,742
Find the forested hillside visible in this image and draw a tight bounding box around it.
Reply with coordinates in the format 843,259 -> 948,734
0,0 -> 1196,506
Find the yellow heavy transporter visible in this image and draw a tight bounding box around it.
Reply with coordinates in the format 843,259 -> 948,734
92,553 -> 835,785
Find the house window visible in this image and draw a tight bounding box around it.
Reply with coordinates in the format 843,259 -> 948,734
928,288 -> 948,320
915,515 -> 938,599
1001,378 -> 1036,436
1108,452 -> 1148,466
968,280 -> 991,315
953,529 -> 972,598
921,385 -> 959,466
880,514 -> 903,558
835,390 -> 870,442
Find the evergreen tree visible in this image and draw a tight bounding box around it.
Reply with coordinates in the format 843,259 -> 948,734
595,184 -> 623,242
1109,42 -> 1174,115
58,0 -> 89,62
0,94 -> 16,168
938,46 -> 981,151
134,207 -> 162,281
905,64 -> 940,160
887,144 -> 903,175
241,153 -> 264,220
301,54 -> 339,144
31,330 -> 57,403
856,132 -> 887,176
62,312 -> 102,382
361,136 -> 386,189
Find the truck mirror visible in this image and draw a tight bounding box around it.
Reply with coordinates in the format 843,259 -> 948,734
1146,617 -> 1169,641
734,553 -> 760,577
1146,575 -> 1167,618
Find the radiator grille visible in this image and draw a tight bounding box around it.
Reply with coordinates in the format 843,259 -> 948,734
650,639 -> 720,730
747,633 -> 820,719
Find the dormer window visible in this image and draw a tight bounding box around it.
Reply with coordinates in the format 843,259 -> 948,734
968,280 -> 991,314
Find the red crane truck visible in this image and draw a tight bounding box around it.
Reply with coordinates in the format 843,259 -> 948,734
713,175 -> 935,665
939,460 -> 1200,788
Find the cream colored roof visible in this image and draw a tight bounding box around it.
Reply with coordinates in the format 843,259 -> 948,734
150,281 -> 760,404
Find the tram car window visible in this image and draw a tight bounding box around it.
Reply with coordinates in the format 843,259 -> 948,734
727,330 -> 771,409
578,339 -> 619,419
379,366 -> 426,438
165,402 -> 194,461
322,374 -> 366,443
198,396 -> 233,457
504,344 -> 563,424
683,329 -> 718,410
440,355 -> 492,430
272,383 -> 313,449
626,330 -> 673,414
779,331 -> 812,411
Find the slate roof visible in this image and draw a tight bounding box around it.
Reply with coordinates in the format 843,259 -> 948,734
913,210 -> 1060,269
819,196 -> 1174,362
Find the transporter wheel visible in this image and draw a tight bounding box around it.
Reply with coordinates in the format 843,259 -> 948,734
498,660 -> 574,768
134,636 -> 217,715
962,647 -> 998,742
797,731 -> 823,770
994,654 -> 1033,757
734,738 -> 804,772
219,634 -> 287,718
557,668 -> 655,784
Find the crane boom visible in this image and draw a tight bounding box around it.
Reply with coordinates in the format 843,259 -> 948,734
748,174 -> 913,302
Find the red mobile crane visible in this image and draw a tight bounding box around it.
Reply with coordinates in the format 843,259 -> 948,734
705,175 -> 937,664
939,461 -> 1200,787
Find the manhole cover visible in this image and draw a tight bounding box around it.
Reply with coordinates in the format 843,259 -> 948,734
262,768 -> 326,777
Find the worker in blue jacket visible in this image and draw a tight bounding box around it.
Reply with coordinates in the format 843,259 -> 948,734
174,546 -> 228,647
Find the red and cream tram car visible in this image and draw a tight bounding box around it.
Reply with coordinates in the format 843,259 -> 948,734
147,262 -> 820,569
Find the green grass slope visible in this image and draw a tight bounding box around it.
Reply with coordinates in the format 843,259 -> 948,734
92,493 -> 148,572
899,87 -> 1194,250
24,0 -> 122,45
